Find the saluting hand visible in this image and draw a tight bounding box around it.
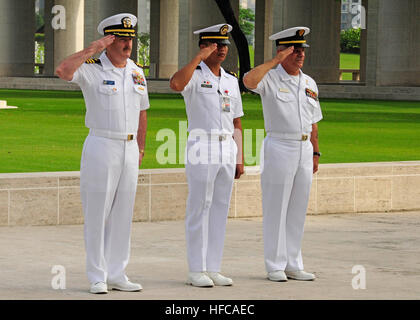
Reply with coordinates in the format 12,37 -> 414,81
139,152 -> 144,167
235,163 -> 244,179
198,43 -> 218,61
273,45 -> 294,64
313,156 -> 319,174
89,35 -> 116,54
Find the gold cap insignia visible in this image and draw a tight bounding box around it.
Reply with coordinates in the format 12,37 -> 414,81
220,24 -> 229,35
298,29 -> 305,36
122,17 -> 132,28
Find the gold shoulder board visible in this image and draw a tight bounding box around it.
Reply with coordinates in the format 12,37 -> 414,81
226,70 -> 238,78
85,58 -> 101,65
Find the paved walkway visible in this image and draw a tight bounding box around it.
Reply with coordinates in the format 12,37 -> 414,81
1,211 -> 420,300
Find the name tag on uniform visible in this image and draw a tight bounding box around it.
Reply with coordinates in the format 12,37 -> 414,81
279,88 -> 290,93
103,80 -> 115,85
222,96 -> 231,112
201,80 -> 212,88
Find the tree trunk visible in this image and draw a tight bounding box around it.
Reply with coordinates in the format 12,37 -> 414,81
214,0 -> 250,92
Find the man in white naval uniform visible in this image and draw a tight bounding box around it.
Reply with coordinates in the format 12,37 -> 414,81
243,27 -> 322,282
56,14 -> 148,294
170,24 -> 244,287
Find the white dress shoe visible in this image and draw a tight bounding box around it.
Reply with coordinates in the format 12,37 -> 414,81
267,270 -> 288,282
186,272 -> 214,287
207,272 -> 233,286
90,282 -> 108,294
108,280 -> 143,292
285,270 -> 316,281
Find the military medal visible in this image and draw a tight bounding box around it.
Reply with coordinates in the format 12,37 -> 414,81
132,70 -> 146,86
305,88 -> 318,101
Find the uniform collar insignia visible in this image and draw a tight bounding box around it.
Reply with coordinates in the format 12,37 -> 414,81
100,52 -> 138,71
199,61 -> 228,79
276,64 -> 303,81
100,52 -> 116,71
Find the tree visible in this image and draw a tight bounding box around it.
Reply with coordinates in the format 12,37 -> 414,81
36,12 -> 44,31
239,8 -> 255,45
340,28 -> 361,53
214,0 -> 251,92
137,32 -> 150,67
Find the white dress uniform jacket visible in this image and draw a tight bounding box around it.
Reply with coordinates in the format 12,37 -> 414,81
71,51 -> 149,284
249,64 -> 322,273
181,61 -> 243,272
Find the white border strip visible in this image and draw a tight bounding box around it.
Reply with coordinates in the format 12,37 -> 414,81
148,174 -> 152,222
7,190 -> 10,226
1,174 -> 419,191
57,177 -> 60,225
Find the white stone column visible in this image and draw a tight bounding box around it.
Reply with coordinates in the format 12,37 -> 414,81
257,0 -> 340,83
0,0 -> 35,76
51,0 -> 84,71
359,0 -> 368,83
153,0 -> 240,79
86,0 -> 139,61
254,0 -> 273,66
84,0 -> 139,54
159,0 -> 179,78
375,0 -> 420,86
189,0 -> 239,74
149,0 -> 161,78
278,0 -> 341,83
177,0 -> 192,74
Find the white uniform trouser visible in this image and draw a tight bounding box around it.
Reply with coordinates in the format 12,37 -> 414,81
80,135 -> 139,284
185,137 -> 237,272
261,135 -> 313,273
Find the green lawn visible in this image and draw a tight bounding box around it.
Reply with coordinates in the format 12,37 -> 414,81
0,89 -> 419,173
340,53 -> 360,69
340,53 -> 360,80
249,45 -> 254,68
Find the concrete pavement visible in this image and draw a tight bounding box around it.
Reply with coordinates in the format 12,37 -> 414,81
1,211 -> 420,300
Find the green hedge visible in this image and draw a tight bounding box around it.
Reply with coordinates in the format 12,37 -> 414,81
340,28 -> 360,54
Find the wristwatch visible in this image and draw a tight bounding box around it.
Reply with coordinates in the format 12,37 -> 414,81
313,152 -> 321,157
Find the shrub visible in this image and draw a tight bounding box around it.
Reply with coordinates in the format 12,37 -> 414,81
340,28 -> 360,53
